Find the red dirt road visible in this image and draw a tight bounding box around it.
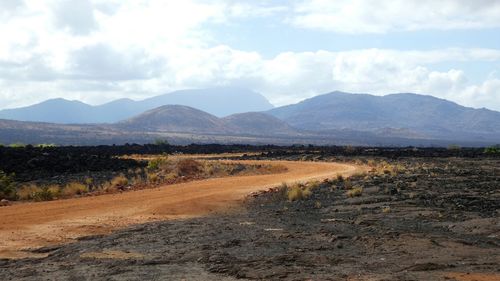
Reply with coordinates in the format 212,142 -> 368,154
0,160 -> 364,259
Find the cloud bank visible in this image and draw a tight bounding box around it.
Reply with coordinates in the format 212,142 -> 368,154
0,0 -> 499,111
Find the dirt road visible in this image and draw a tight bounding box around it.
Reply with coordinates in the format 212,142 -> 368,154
0,160 -> 364,259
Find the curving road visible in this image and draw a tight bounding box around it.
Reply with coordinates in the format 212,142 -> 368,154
0,160 -> 366,259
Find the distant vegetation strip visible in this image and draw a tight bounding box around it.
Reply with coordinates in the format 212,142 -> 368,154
0,156 -> 287,203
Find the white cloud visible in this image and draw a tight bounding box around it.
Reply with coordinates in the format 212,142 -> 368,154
52,0 -> 97,35
460,79 -> 500,110
290,0 -> 500,33
203,48 -> 500,111
226,1 -> 288,18
0,1 -> 500,113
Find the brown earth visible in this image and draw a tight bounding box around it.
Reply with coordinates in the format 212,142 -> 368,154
0,160 -> 363,259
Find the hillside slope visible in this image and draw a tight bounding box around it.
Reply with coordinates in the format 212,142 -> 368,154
117,105 -> 228,134
222,112 -> 298,136
268,91 -> 500,141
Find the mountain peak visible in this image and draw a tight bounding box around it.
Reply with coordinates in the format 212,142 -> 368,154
118,105 -> 226,134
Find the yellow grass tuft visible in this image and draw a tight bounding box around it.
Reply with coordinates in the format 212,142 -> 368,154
287,183 -> 312,201
346,186 -> 363,197
110,174 -> 129,188
61,182 -> 88,198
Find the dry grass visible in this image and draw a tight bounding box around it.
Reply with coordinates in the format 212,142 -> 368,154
110,174 -> 129,188
147,173 -> 159,184
147,156 -> 169,171
61,182 -> 88,198
287,183 -> 312,201
307,180 -> 321,189
346,186 -> 363,197
370,160 -> 406,177
177,159 -> 202,176
382,206 -> 391,213
17,184 -> 56,201
344,178 -> 352,189
16,184 -> 40,200
12,158 -> 288,202
84,177 -> 93,186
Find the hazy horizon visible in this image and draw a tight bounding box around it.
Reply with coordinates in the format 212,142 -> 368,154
1,1 -> 500,111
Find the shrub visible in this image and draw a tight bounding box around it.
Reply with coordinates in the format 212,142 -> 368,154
287,183 -> 312,201
484,145 -> 500,154
147,156 -> 168,171
110,174 -> 129,188
307,180 -> 321,189
165,172 -> 178,182
47,185 -> 61,198
344,145 -> 356,153
336,174 -> 344,182
177,159 -> 202,176
36,143 -> 56,148
17,184 -> 56,201
344,178 -> 352,189
0,170 -> 16,200
17,184 -> 38,200
9,143 -> 25,148
33,186 -> 55,201
61,182 -> 88,197
382,206 -> 391,213
84,177 -> 93,186
147,172 -> 159,184
154,139 -> 169,146
346,186 -> 363,197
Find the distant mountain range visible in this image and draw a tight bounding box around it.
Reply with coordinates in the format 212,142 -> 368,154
0,89 -> 499,146
268,91 -> 500,142
0,105 -> 300,146
0,87 -> 274,123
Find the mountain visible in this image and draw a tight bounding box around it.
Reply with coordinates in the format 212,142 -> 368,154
0,106 -> 302,145
118,105 -> 296,136
0,87 -> 274,124
0,99 -> 95,124
117,105 -> 228,134
1,91 -> 499,146
222,112 -> 297,136
268,91 -> 500,142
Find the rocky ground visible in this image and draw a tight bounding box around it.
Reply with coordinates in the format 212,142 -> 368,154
0,155 -> 499,280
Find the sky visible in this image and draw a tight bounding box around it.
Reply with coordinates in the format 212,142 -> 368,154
1,0 -> 500,111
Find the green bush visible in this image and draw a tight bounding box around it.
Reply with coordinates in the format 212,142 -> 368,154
9,143 -> 25,148
0,170 -> 16,200
147,156 -> 169,171
32,186 -> 55,201
154,139 -> 169,146
484,145 -> 500,154
36,143 -> 57,148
